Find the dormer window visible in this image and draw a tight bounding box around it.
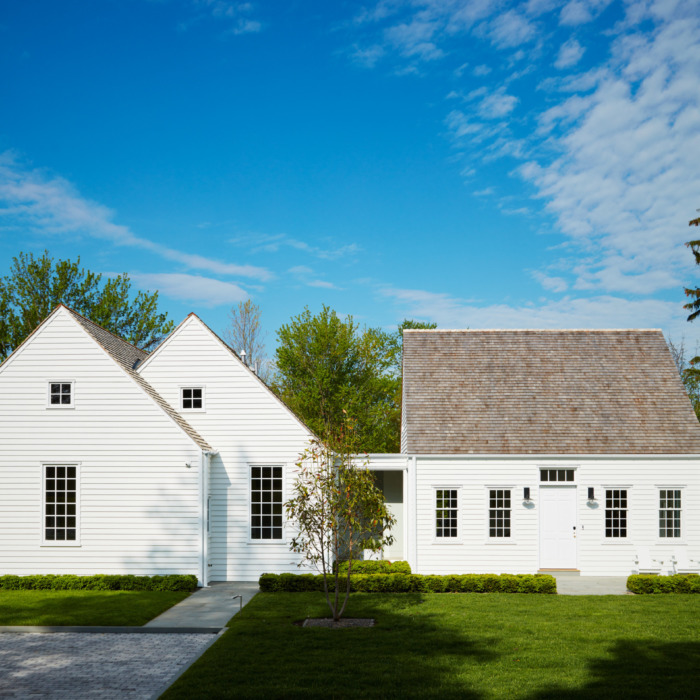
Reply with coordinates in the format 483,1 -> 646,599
181,387 -> 204,411
48,382 -> 73,408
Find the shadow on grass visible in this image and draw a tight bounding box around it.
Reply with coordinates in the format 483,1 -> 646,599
532,640 -> 700,700
164,592 -> 496,699
0,590 -> 188,626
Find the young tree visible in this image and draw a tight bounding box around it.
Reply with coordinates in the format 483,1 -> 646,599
668,336 -> 700,422
223,299 -> 270,381
0,251 -> 173,361
684,215 -> 700,321
285,418 -> 396,622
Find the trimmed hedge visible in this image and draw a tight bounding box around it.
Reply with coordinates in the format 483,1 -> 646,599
337,560 -> 411,575
627,574 -> 700,594
259,572 -> 556,594
0,574 -> 198,592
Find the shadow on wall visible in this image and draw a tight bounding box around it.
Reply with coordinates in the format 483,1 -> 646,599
531,640 -> 700,700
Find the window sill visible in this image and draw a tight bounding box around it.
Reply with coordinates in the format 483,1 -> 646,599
46,406 -> 75,410
40,544 -> 82,547
484,539 -> 517,545
431,539 -> 463,545
247,540 -> 287,546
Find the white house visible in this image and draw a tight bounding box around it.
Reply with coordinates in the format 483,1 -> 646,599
368,329 -> 700,577
0,305 -> 313,585
1,310 -> 699,583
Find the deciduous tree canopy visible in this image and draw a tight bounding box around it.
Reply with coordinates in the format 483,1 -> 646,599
0,251 -> 174,361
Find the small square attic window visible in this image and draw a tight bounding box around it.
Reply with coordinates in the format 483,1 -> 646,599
48,382 -> 73,407
181,387 -> 204,411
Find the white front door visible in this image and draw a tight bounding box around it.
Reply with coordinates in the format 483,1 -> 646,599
539,487 -> 577,569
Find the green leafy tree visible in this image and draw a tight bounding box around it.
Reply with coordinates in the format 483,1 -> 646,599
273,306 -> 399,452
0,251 -> 174,361
285,419 -> 396,621
683,215 -> 700,321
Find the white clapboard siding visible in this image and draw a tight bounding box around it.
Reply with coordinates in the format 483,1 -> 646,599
408,455 -> 700,576
0,309 -> 204,578
139,315 -> 314,581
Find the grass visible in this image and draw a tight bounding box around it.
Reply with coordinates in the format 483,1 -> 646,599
0,590 -> 189,626
162,592 -> 700,699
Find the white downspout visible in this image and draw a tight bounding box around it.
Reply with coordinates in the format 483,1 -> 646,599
200,450 -> 215,587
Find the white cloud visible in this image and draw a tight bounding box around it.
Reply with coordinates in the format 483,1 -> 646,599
0,153 -> 271,281
472,63 -> 492,76
351,44 -> 386,67
478,87 -> 519,118
380,284 -> 694,339
531,270 -> 569,292
555,37 -> 585,69
130,272 -> 248,307
487,10 -> 537,48
559,0 -> 612,26
234,232 -> 360,260
288,265 -> 340,289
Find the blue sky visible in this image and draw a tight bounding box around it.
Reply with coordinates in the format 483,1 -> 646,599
1,0 -> 699,353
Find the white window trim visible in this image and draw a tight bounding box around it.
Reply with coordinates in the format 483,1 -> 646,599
601,486 -> 631,543
538,466 -> 578,483
179,385 -> 206,412
41,462 -> 81,547
485,485 -> 516,544
657,485 -> 684,542
247,463 -> 286,545
46,380 -> 75,409
432,486 -> 462,544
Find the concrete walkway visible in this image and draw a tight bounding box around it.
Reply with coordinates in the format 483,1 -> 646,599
552,573 -> 630,595
145,581 -> 259,629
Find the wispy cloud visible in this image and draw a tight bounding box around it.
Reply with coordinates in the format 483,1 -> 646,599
232,232 -> 360,261
129,272 -> 248,307
288,265 -> 340,290
555,37 -> 585,68
0,152 -> 271,281
180,0 -> 263,35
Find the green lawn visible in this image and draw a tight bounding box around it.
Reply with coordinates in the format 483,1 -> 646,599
162,592 -> 700,699
0,590 -> 189,626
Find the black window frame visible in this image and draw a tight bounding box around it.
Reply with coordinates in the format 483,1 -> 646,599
435,489 -> 459,539
489,489 -> 512,538
250,465 -> 284,541
605,489 -> 628,538
181,387 -> 204,411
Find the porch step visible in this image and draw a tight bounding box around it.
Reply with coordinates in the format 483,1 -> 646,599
539,569 -> 580,577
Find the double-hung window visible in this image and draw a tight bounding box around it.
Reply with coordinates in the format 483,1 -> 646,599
43,465 -> 79,544
659,489 -> 682,538
489,489 -> 511,538
250,466 -> 283,540
605,489 -> 628,538
435,489 -> 458,538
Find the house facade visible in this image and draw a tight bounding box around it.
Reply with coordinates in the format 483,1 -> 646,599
1,310 -> 698,582
368,329 -> 700,576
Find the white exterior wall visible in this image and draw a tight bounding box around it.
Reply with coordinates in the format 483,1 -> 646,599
0,311 -> 204,579
139,317 -> 313,581
410,455 -> 700,577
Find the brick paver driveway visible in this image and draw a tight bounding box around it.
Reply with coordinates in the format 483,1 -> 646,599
0,632 -> 214,699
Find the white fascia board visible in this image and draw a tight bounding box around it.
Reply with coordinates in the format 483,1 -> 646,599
0,305 -> 66,376
403,453 -> 700,460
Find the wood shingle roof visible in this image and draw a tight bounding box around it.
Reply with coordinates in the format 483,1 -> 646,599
401,329 -> 700,455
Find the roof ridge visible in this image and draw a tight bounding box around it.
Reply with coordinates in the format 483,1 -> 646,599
402,328 -> 663,333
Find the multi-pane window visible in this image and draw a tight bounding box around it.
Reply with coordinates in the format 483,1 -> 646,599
489,489 -> 511,538
659,490 -> 681,538
49,382 -> 72,407
251,466 -> 283,540
540,469 -> 574,482
44,465 -> 78,543
605,489 -> 627,538
181,387 -> 203,410
435,489 -> 458,538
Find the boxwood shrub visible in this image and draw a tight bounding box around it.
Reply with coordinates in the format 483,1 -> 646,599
337,560 -> 412,575
0,574 -> 198,592
259,572 -> 556,594
627,574 -> 700,594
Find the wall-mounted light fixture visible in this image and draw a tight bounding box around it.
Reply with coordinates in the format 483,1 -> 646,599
587,487 -> 595,501
523,487 -> 531,502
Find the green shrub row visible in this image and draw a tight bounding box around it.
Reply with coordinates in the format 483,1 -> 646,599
337,560 -> 411,575
0,574 -> 199,592
259,572 -> 556,594
627,574 -> 700,594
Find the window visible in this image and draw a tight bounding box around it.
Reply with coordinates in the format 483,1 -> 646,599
435,489 -> 458,538
43,465 -> 78,543
251,466 -> 283,540
181,387 -> 204,410
605,489 -> 627,538
659,489 -> 681,538
540,469 -> 574,482
489,489 -> 511,538
48,382 -> 73,407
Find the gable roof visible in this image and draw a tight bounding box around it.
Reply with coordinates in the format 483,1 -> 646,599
2,306 -> 212,452
139,312 -> 317,439
402,329 -> 700,455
